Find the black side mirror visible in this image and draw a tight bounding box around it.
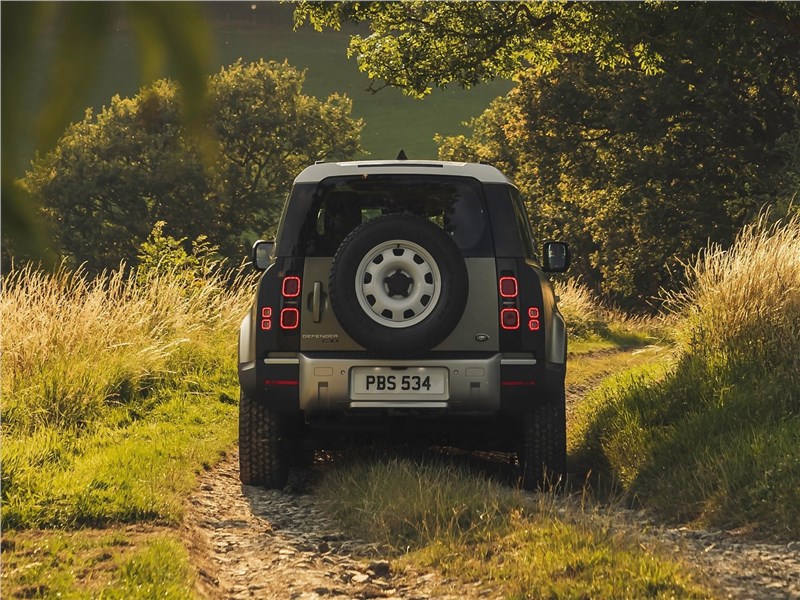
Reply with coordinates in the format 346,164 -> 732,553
252,239 -> 275,271
543,241 -> 570,273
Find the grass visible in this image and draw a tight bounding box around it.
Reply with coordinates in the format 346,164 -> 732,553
571,214 -> 800,537
308,283 -> 686,598
0,529 -> 193,599
315,455 -> 711,599
555,277 -> 662,355
1,258 -> 252,595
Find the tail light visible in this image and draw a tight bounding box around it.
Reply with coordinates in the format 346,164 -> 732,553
499,276 -> 518,298
499,275 -> 520,330
260,306 -> 273,331
528,307 -> 540,331
501,308 -> 520,330
282,276 -> 301,298
280,307 -> 300,329
280,275 -> 302,330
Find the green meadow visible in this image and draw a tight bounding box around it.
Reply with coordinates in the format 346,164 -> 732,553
20,9 -> 513,166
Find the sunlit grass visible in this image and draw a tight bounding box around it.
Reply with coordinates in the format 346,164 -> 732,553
572,214 -> 800,536
316,454 -> 711,599
1,261 -> 253,528
0,529 -> 194,599
555,277 -> 661,353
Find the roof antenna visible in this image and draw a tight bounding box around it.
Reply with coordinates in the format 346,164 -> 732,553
396,149 -> 408,160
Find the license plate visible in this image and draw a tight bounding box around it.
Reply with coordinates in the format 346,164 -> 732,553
350,367 -> 448,399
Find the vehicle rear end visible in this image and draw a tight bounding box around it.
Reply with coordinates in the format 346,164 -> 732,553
238,161 -> 568,489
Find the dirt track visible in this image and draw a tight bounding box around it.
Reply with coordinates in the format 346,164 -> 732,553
182,356 -> 800,600
183,452 -> 505,600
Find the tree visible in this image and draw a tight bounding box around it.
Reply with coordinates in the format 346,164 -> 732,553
2,2 -> 213,265
294,2 -> 799,97
23,60 -> 363,272
206,59 -> 362,256
439,51 -> 799,304
295,1 -> 800,304
294,1 -> 668,97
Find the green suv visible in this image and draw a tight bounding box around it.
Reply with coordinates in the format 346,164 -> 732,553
238,159 -> 570,490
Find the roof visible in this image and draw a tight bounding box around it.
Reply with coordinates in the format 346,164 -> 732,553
293,160 -> 514,185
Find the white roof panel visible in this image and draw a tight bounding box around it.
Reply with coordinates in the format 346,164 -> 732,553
293,160 -> 513,185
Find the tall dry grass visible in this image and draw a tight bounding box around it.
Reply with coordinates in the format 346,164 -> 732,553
554,278 -> 605,332
665,213 -> 800,379
1,261 -> 254,435
554,277 -> 657,344
572,214 -> 800,534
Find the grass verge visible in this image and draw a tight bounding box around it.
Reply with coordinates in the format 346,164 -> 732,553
555,278 -> 662,355
571,215 -> 800,537
1,250 -> 252,596
315,455 -> 711,599
0,528 -> 193,599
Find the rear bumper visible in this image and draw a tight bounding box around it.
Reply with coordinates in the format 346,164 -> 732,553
239,352 -> 565,415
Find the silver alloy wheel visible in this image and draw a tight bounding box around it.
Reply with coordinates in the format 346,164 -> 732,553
354,239 -> 441,328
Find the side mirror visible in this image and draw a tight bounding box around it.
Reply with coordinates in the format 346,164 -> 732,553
252,239 -> 275,271
542,241 -> 570,273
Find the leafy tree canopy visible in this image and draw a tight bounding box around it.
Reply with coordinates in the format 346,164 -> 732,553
23,60 -> 363,273
294,1 -> 799,97
297,1 -> 800,305
438,51 -> 799,304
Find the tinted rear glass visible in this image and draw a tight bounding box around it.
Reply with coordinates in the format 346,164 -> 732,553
298,175 -> 493,257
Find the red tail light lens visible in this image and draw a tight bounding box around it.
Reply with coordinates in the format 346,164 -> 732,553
264,379 -> 299,386
260,306 -> 272,331
280,307 -> 300,330
528,307 -> 540,331
282,276 -> 301,298
501,308 -> 520,330
499,276 -> 518,298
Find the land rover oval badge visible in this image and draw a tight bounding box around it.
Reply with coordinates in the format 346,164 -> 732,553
475,333 -> 490,342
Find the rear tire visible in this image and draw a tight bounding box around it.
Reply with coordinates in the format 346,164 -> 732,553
519,391 -> 567,491
238,390 -> 289,489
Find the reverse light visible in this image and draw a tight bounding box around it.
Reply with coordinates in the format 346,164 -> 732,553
501,308 -> 520,330
260,306 -> 272,331
280,307 -> 300,330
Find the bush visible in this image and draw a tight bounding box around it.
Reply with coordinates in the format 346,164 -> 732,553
23,59 -> 363,271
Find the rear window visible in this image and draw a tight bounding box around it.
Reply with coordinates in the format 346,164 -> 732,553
298,175 -> 494,257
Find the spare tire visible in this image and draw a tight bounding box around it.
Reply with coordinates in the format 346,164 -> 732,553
329,214 -> 468,355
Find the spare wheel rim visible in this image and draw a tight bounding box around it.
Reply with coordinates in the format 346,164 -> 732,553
354,239 -> 442,328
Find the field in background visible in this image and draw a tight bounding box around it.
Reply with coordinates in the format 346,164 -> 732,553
20,6 -> 513,166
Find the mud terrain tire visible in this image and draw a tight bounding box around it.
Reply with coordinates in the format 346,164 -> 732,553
519,390 -> 567,491
239,390 -> 289,488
